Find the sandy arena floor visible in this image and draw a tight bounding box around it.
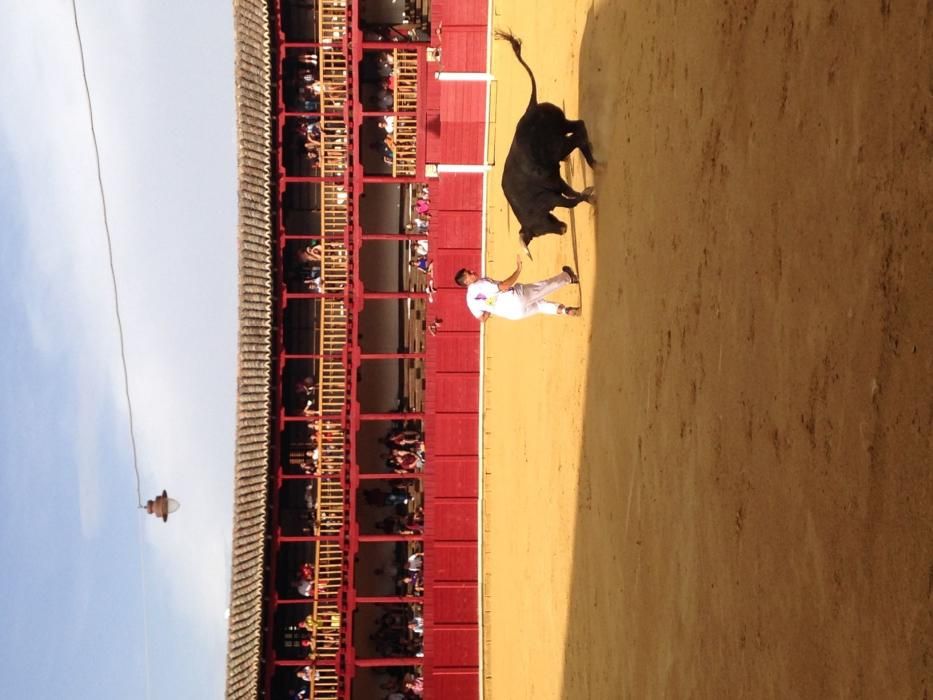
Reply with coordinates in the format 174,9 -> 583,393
480,1 -> 932,698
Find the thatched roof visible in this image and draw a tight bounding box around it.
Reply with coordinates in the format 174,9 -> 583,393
225,0 -> 274,698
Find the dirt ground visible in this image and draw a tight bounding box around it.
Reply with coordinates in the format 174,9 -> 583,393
480,1 -> 932,698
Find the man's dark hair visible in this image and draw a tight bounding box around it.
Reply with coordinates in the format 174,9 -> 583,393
454,268 -> 471,287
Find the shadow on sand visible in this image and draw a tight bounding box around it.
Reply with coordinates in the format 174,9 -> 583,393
559,2 -> 932,697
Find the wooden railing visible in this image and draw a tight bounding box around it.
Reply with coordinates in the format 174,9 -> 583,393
391,50 -> 419,177
315,477 -> 345,535
307,418 -> 345,476
308,540 -> 344,661
319,44 -> 348,113
310,666 -> 340,700
320,116 -> 349,177
271,5 -> 352,698
320,183 -> 349,291
316,299 -> 349,417
394,49 -> 419,111
391,116 -> 418,177
318,0 -> 348,45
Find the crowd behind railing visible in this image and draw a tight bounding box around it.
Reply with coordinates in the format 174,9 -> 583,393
369,603 -> 424,658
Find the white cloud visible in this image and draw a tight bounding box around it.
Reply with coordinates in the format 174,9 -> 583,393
74,384 -> 104,537
0,1 -> 239,682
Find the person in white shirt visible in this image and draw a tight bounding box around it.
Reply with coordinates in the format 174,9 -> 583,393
378,116 -> 396,135
408,615 -> 425,635
455,256 -> 580,320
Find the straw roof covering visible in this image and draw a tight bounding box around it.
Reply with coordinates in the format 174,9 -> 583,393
225,1 -> 274,698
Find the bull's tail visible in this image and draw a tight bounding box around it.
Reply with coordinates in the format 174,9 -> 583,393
495,30 -> 537,111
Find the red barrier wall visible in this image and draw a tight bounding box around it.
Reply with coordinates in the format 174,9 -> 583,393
421,18 -> 489,691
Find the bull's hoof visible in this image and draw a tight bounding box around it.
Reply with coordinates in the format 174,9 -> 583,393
582,186 -> 597,204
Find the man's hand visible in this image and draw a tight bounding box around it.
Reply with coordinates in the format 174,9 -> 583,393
480,311 -> 491,322
498,256 -> 523,291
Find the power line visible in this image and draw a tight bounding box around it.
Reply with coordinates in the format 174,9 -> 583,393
68,0 -> 146,509
69,2 -> 154,698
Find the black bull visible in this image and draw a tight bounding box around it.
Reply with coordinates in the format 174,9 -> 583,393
497,30 -> 596,257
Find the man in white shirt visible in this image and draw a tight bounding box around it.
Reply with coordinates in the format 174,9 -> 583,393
455,256 -> 580,320
406,551 -> 424,572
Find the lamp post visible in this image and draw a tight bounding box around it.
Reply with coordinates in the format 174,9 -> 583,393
145,489 -> 181,522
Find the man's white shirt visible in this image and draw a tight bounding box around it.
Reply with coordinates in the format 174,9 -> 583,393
465,278 -> 525,320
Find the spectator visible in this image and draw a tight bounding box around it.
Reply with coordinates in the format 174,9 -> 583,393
378,116 -> 396,135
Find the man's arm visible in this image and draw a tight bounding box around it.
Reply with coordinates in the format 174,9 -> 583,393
497,255 -> 523,291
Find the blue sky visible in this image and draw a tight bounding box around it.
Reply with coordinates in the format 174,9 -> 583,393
0,2 -> 237,697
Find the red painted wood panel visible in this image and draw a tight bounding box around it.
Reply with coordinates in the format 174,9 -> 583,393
440,122 -> 486,163
430,672 -> 482,700
433,543 -> 479,580
434,173 -> 484,211
432,628 -> 480,666
436,373 -> 480,412
440,1 -> 488,25
433,249 -> 481,291
440,82 -> 487,122
434,499 -> 479,540
431,289 -> 478,331
430,0 -> 446,20
425,112 -> 442,162
434,211 -> 483,248
434,335 -> 480,372
434,414 -> 479,455
432,457 -> 479,498
435,585 -> 480,623
414,6 -> 489,696
441,27 -> 488,73
427,75 -> 442,111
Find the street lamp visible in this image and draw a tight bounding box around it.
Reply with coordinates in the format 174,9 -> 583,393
145,489 -> 181,522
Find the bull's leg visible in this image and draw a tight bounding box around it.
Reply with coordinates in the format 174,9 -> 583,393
559,179 -> 584,199
557,193 -> 588,208
557,133 -> 578,162
542,213 -> 568,234
528,208 -> 568,237
564,119 -> 597,168
551,184 -> 593,208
